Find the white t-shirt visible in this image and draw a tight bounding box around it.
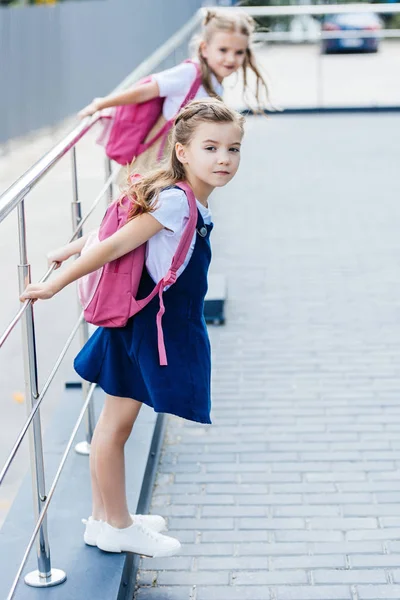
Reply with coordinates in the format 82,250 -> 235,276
153,61 -> 223,121
146,187 -> 212,285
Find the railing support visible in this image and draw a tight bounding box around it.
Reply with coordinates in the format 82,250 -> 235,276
105,156 -> 114,206
70,147 -> 95,456
17,199 -> 66,588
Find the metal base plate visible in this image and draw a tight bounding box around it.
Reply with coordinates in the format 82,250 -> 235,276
75,441 -> 91,455
25,568 -> 67,588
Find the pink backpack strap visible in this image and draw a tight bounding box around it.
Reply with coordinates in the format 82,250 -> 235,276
155,61 -> 203,160
139,61 -> 202,158
132,182 -> 198,366
180,60 -> 202,108
156,182 -> 198,365
168,181 -> 198,274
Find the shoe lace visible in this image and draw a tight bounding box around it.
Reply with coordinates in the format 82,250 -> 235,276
138,523 -> 160,541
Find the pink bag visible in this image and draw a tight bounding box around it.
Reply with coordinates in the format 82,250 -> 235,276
77,181 -> 198,366
100,60 -> 202,166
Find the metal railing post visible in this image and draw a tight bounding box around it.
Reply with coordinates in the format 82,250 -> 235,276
17,199 -> 66,588
317,48 -> 324,108
105,156 -> 113,206
70,147 -> 95,456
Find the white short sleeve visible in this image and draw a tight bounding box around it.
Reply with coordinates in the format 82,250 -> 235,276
145,187 -> 212,286
150,188 -> 189,233
152,61 -> 223,121
153,62 -> 198,99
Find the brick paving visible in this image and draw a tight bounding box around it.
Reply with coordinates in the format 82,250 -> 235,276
135,114 -> 400,600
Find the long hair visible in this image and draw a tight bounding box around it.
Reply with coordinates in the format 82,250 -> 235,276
123,99 -> 245,220
194,8 -> 270,110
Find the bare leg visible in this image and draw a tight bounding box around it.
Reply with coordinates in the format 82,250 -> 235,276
90,394 -> 142,528
89,425 -> 106,521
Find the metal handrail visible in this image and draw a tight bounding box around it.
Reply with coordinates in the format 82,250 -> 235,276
240,3 -> 400,110
254,28 -> 400,42
0,8 -> 202,597
0,118 -> 99,223
0,166 -> 118,349
240,3 -> 400,17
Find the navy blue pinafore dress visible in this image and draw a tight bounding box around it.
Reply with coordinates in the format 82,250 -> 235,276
74,210 -> 213,424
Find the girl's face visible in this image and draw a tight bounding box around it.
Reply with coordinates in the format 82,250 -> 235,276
201,31 -> 248,82
177,121 -> 243,193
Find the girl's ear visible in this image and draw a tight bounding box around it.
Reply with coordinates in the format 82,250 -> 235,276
175,143 -> 187,164
199,40 -> 208,60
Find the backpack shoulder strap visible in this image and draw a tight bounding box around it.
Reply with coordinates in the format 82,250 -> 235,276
179,60 -> 202,109
153,61 -> 202,160
135,182 -> 200,367
155,181 -> 199,366
165,182 -> 198,283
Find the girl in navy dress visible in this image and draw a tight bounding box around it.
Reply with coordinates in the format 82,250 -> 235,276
20,98 -> 245,558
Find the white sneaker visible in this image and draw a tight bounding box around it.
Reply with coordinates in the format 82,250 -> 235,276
97,521 -> 181,557
132,514 -> 167,533
82,516 -> 102,546
82,514 -> 167,546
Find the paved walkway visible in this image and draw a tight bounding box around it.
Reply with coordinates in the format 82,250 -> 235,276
135,113 -> 400,600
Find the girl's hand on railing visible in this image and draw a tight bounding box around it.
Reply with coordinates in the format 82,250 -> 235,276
20,283 -> 56,303
78,98 -> 104,119
47,247 -> 72,270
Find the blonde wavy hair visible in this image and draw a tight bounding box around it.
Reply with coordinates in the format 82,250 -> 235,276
123,98 -> 245,220
194,8 -> 270,110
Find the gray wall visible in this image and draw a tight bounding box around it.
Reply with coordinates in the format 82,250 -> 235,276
0,0 -> 203,144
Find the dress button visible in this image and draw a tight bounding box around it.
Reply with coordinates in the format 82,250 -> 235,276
198,226 -> 208,238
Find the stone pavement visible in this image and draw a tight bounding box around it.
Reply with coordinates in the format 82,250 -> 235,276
135,113 -> 400,600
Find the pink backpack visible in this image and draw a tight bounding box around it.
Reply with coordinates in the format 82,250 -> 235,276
99,60 -> 202,165
77,181 -> 198,366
